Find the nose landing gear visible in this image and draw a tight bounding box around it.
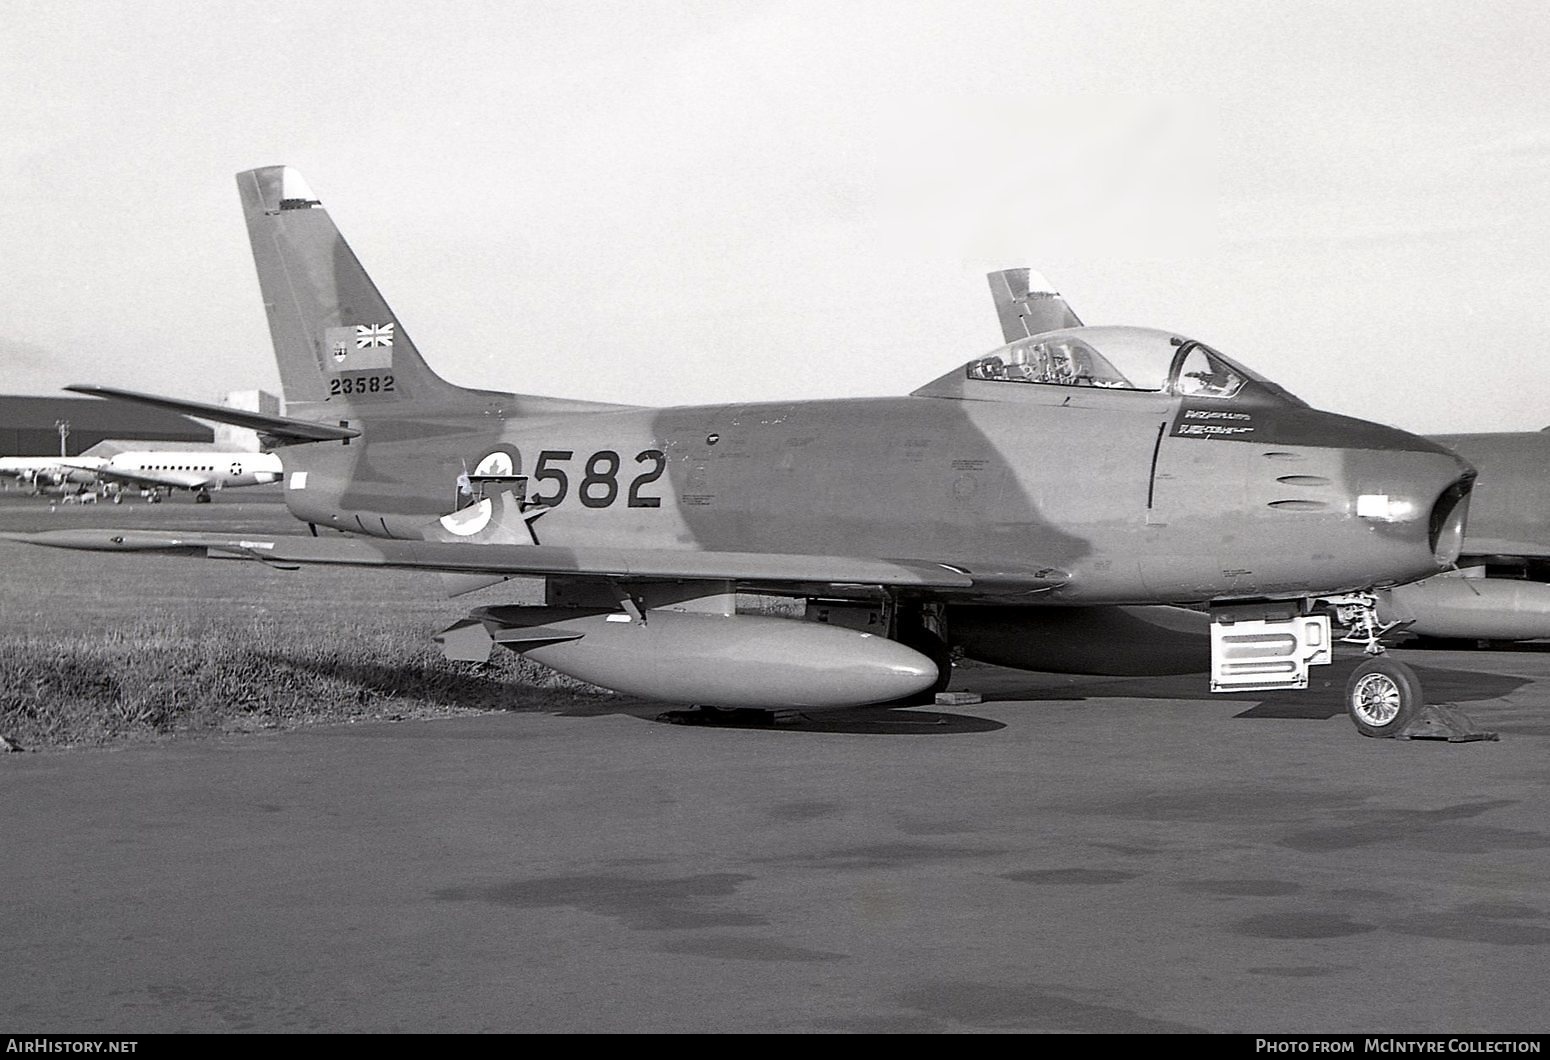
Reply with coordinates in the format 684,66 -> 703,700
1330,593 -> 1496,741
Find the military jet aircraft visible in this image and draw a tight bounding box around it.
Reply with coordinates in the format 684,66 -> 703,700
3,167 -> 1477,737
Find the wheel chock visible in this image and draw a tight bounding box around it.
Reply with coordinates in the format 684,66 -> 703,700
935,691 -> 982,706
1395,703 -> 1499,742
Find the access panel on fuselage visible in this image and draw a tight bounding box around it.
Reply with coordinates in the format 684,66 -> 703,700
1143,403 -> 1262,597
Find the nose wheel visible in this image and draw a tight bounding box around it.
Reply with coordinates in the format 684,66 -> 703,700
1345,656 -> 1422,738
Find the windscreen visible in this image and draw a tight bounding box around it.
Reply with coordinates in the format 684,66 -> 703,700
1172,342 -> 1246,399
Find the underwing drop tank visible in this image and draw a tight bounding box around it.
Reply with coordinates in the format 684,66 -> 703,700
1381,571 -> 1550,641
442,608 -> 940,709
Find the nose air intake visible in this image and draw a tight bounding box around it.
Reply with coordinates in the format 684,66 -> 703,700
1429,472 -> 1475,567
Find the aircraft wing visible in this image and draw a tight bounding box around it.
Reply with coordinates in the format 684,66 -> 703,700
64,384 -> 360,443
61,463 -> 215,490
0,528 -> 1069,597
988,268 -> 1083,342
0,458 -> 81,479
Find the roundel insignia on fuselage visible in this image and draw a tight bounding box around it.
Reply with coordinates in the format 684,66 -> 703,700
474,452 -> 515,477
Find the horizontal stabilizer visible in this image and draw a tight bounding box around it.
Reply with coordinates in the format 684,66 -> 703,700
64,385 -> 360,443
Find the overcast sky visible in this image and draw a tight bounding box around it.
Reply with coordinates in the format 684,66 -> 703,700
4,0 -> 1549,434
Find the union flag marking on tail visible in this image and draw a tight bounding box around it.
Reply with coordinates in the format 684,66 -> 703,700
355,323 -> 395,348
323,324 -> 394,371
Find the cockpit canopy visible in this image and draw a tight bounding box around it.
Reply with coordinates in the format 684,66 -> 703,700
962,326 -> 1255,399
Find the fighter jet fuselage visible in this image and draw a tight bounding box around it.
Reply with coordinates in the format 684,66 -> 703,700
281,353 -> 1469,610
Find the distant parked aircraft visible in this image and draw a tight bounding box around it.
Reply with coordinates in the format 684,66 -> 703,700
59,450 -> 283,503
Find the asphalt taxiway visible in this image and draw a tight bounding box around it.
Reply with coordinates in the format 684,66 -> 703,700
4,647 -> 1550,1033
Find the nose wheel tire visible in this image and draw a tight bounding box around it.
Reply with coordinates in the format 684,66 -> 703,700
1345,657 -> 1422,738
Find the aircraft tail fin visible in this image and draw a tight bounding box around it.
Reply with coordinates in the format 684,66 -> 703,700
236,166 -> 481,414
988,268 -> 1083,343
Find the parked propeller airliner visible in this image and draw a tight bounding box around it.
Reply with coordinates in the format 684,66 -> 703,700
61,449 -> 284,502
7,168 -> 1478,736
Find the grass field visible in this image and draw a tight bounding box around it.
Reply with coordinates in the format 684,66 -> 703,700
0,488 -> 608,748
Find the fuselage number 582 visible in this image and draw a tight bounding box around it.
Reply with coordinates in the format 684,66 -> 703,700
531,448 -> 666,508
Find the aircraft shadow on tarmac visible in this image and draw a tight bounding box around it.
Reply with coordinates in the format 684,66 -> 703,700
654,705 -> 1007,735
262,652 -> 1006,735
261,649 -> 1530,732
965,655 -> 1531,722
